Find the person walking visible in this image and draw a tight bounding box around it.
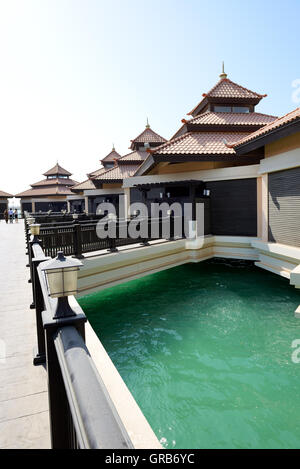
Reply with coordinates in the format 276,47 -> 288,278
14,209 -> 18,223
3,208 -> 8,224
8,208 -> 14,223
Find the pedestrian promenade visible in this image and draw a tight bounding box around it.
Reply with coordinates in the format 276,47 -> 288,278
0,219 -> 50,448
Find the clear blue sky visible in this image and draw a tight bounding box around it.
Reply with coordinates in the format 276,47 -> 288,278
0,0 -> 299,194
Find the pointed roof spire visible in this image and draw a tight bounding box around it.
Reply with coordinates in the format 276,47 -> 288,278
146,117 -> 150,128
112,143 -> 115,151
219,61 -> 227,79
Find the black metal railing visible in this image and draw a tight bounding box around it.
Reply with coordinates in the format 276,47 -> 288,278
30,241 -> 134,449
26,215 -> 186,259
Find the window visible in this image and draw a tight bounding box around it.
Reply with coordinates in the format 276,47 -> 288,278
214,105 -> 250,113
232,106 -> 249,113
214,106 -> 232,113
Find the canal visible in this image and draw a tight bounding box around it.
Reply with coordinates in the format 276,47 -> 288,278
78,259 -> 300,449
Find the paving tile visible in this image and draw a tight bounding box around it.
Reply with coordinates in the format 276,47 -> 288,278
0,221 -> 50,448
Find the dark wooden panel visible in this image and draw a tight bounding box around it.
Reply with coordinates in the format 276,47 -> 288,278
268,167 -> 300,247
206,178 -> 257,236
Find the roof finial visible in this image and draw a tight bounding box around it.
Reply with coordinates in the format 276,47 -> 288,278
112,143 -> 115,151
146,117 -> 150,128
219,61 -> 227,79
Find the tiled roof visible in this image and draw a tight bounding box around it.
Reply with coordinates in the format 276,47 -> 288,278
150,131 -> 253,156
88,166 -> 107,178
71,179 -> 97,191
188,77 -> 267,116
118,150 -> 149,162
31,178 -> 77,187
16,186 -> 75,198
171,111 -> 277,140
230,107 -> 300,148
101,149 -> 122,162
187,111 -> 277,126
43,163 -> 72,177
0,190 -> 13,198
130,127 -> 167,148
92,163 -> 140,182
204,78 -> 266,100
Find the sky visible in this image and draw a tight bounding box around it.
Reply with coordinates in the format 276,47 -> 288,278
0,0 -> 299,197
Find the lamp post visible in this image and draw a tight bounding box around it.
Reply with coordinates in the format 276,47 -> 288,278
30,223 -> 41,243
41,251 -> 83,319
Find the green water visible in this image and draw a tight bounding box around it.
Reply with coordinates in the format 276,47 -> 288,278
78,260 -> 300,449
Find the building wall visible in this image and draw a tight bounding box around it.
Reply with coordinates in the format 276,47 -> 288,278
206,178 -> 257,236
265,132 -> 300,158
268,167 -> 300,248
149,161 -> 236,175
21,201 -> 33,213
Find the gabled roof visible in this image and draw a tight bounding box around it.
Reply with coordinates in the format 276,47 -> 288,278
0,190 -> 13,198
130,126 -> 167,150
188,77 -> 267,117
230,107 -> 300,150
43,163 -> 72,177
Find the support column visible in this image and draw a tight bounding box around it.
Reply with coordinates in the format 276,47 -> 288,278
261,173 -> 268,242
84,196 -> 89,214
123,188 -> 131,220
31,200 -> 36,213
257,176 -> 262,239
67,200 -> 71,213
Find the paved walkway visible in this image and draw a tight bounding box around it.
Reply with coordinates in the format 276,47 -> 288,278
0,220 -> 50,448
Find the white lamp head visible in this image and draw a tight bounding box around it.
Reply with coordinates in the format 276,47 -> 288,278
41,251 -> 83,299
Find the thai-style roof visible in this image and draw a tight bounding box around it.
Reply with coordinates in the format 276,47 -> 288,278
43,163 -> 72,177
230,107 -> 300,150
15,186 -> 76,198
71,179 -> 97,192
91,163 -> 140,183
31,178 -> 77,187
16,163 -> 77,198
0,190 -> 13,198
172,111 -> 277,139
100,147 -> 122,162
130,122 -> 167,150
117,150 -> 149,163
188,76 -> 267,117
147,131 -> 252,157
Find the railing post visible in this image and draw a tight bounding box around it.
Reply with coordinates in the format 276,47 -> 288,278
108,219 -> 118,252
168,213 -> 175,241
73,223 -> 84,259
32,255 -> 51,365
42,300 -> 87,448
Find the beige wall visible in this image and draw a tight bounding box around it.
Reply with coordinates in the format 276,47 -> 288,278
102,183 -> 122,189
149,161 -> 242,175
265,132 -> 300,158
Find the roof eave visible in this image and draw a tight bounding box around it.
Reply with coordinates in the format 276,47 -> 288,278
234,119 -> 300,155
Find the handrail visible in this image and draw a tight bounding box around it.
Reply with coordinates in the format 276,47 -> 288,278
29,240 -> 135,449
54,326 -> 133,449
